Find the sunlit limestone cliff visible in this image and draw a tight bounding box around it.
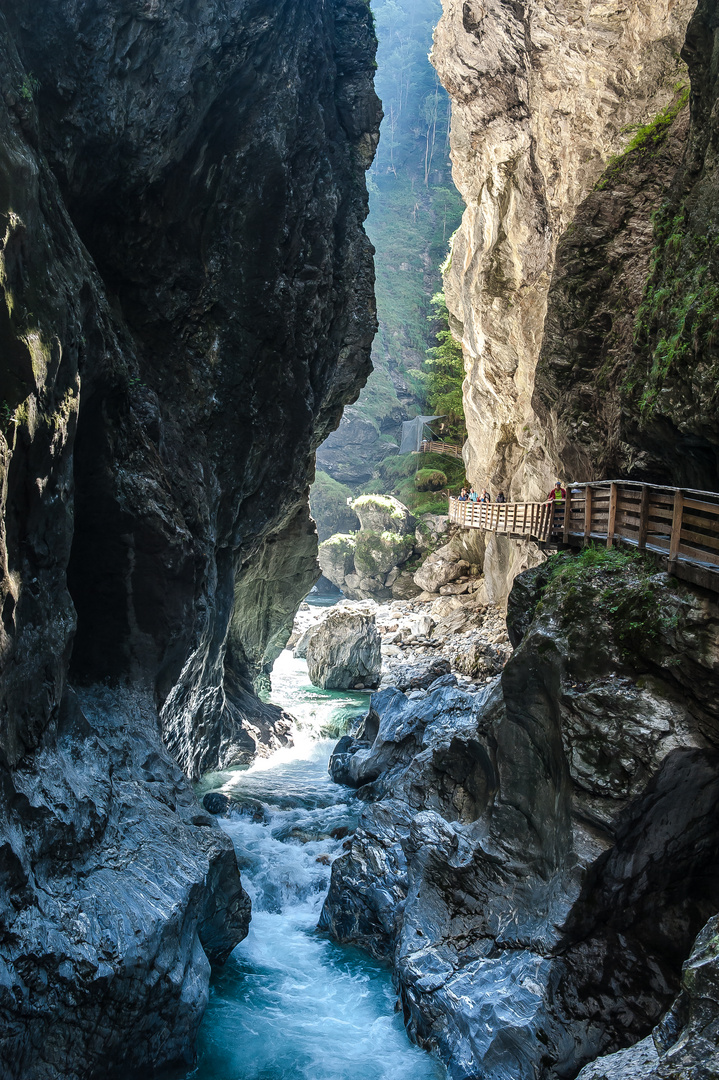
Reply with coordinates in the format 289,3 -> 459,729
0,1 -> 379,1076
432,0 -> 696,500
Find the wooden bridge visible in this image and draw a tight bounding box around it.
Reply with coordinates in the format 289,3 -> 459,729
448,480 -> 719,593
417,440 -> 463,459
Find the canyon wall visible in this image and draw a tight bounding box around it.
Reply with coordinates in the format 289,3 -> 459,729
536,0 -> 719,490
0,1 -> 379,1076
432,0 -> 696,499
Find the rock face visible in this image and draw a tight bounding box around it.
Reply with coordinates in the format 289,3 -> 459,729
306,608 -> 382,690
319,495 -> 419,600
321,551 -> 719,1079
432,0 -> 695,497
0,1 -> 380,1076
535,0 -> 719,490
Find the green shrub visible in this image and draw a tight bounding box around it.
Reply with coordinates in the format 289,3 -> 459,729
415,467 -> 447,491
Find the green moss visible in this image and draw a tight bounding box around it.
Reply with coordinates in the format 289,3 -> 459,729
354,530 -> 414,575
595,84 -> 690,192
415,467 -> 447,491
351,494 -> 404,519
539,546 -> 681,653
625,208 -> 719,418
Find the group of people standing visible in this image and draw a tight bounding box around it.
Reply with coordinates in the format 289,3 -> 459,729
458,487 -> 507,504
456,481 -> 568,506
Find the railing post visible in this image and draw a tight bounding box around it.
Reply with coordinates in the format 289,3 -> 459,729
637,485 -> 649,551
584,486 -> 593,544
669,489 -> 684,564
606,483 -> 617,548
562,491 -> 570,544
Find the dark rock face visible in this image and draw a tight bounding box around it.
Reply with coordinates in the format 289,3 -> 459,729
534,0 -> 719,490
0,1 -> 379,1076
321,555 -> 719,1079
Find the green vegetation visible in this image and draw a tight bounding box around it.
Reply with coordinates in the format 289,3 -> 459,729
354,530 -> 414,575
309,472 -> 359,542
538,546 -> 681,653
352,493 -> 405,519
596,83 -> 690,191
626,208 -> 719,418
361,450 -> 465,515
415,467 -> 447,491
19,74 -> 40,102
419,292 -> 466,442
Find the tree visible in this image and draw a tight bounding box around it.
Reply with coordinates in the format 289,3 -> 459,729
422,292 -> 466,442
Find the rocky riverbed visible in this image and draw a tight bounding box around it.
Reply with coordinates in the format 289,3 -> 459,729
289,592 -> 512,695
318,551 -> 719,1080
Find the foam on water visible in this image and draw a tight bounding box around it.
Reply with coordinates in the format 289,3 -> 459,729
187,650 -> 445,1080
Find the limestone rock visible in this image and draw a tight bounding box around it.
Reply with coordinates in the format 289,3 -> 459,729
319,534 -> 357,586
433,0 -> 695,497
319,499 -> 418,601
413,543 -> 467,592
306,609 -> 381,690
0,0 -> 380,1073
351,494 -> 416,536
321,555 -> 719,1079
410,615 -> 435,638
391,571 -> 422,600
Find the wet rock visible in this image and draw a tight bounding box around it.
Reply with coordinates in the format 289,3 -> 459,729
322,557 -> 719,1080
306,609 -> 381,690
394,658 -> 452,692
203,792 -> 232,816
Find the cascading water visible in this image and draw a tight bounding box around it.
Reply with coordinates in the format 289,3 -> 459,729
189,646 -> 445,1080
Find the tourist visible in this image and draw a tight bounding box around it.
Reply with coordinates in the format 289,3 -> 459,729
458,487 -> 469,501
546,480 -> 566,504
469,489 -> 479,502
496,491 -> 506,504
480,489 -> 491,503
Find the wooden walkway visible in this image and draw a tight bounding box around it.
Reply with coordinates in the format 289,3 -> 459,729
416,440 -> 463,459
448,481 -> 719,593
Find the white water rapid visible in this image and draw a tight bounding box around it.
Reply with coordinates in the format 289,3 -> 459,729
188,645 -> 446,1080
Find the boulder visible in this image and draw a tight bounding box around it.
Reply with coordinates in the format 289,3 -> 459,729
413,543 -> 468,592
391,572 -> 422,599
306,609 -> 382,690
318,534 -> 356,587
439,580 -> 470,595
410,615 -> 435,638
351,494 -> 416,536
393,658 -> 451,691
354,530 -> 415,577
203,792 -> 232,815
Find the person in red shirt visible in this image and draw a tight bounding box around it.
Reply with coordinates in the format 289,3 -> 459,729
546,481 -> 567,504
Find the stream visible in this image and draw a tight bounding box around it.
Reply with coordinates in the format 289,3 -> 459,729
188,640 -> 446,1080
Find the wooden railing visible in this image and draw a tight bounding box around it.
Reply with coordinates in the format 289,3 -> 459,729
448,497 -> 556,542
560,481 -> 719,592
450,481 -> 719,593
417,440 -> 463,459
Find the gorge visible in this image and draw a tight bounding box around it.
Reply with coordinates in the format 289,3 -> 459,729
1,2 -> 719,1080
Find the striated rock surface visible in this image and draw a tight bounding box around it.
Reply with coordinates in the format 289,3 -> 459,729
0,0 -> 380,1076
432,0 -> 695,497
306,608 -> 382,690
319,495 -> 419,600
536,0 -> 719,490
321,550 -> 719,1079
